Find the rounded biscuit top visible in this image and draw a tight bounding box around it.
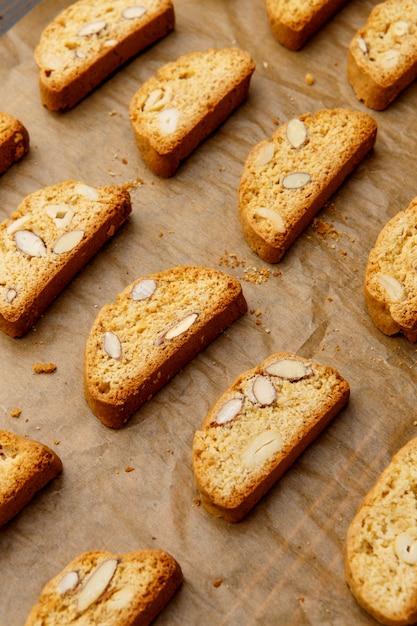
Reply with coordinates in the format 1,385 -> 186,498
345,438 -> 417,625
266,0 -> 335,29
364,197 -> 417,340
35,0 -> 173,87
238,108 -> 377,262
24,549 -> 183,625
129,47 -> 255,154
350,0 -> 417,83
84,265 -> 245,404
193,352 -> 349,520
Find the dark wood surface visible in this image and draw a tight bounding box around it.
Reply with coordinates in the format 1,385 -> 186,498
0,0 -> 41,35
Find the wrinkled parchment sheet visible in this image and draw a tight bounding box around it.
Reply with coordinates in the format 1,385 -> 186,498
1,1 -> 416,624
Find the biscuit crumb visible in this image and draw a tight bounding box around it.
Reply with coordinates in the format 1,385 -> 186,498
33,362 -> 57,374
242,266 -> 271,284
212,578 -> 223,588
311,217 -> 342,243
123,178 -> 144,192
305,73 -> 314,85
54,440 -> 60,445
193,497 -> 201,507
125,466 -> 135,473
10,407 -> 21,418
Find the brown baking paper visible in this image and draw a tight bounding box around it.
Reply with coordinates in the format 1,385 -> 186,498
1,0 -> 416,624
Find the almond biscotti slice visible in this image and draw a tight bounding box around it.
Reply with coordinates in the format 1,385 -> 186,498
238,108 -> 377,263
35,0 -> 175,111
0,112 -> 29,175
0,180 -> 131,337
25,549 -> 183,626
345,438 -> 417,626
364,197 -> 417,342
192,352 -> 350,522
129,47 -> 255,177
0,430 -> 62,528
347,0 -> 417,110
265,0 -> 348,51
84,266 -> 248,428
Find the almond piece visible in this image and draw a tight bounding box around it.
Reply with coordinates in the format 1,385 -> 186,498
14,230 -> 47,257
286,119 -> 307,149
77,20 -> 107,37
144,86 -> 172,113
75,184 -> 99,201
6,288 -> 17,303
156,312 -> 198,345
252,375 -> 276,406
57,571 -> 79,595
357,36 -> 368,55
282,172 -> 311,189
53,230 -> 84,254
215,396 -> 244,425
107,586 -> 136,609
103,331 -> 122,359
381,49 -> 400,68
377,274 -> 405,302
241,431 -> 282,466
392,20 -> 410,37
255,207 -> 286,233
165,312 -> 198,338
257,142 -> 275,166
131,278 -> 157,301
77,558 -> 118,613
158,108 -> 180,134
395,533 -> 417,565
6,215 -> 31,235
265,358 -> 312,381
122,6 -> 147,19
45,204 -> 74,229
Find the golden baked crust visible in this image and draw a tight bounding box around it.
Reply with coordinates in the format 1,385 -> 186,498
0,430 -> 62,528
34,0 -> 175,111
347,0 -> 417,110
24,549 -> 183,626
364,197 -> 417,342
0,112 -> 29,175
129,47 -> 255,177
345,438 -> 417,626
0,180 -> 132,337
265,0 -> 348,51
84,266 -> 248,428
193,352 -> 350,522
238,108 -> 377,263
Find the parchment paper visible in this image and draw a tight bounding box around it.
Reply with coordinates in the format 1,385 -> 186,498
1,1 -> 416,624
